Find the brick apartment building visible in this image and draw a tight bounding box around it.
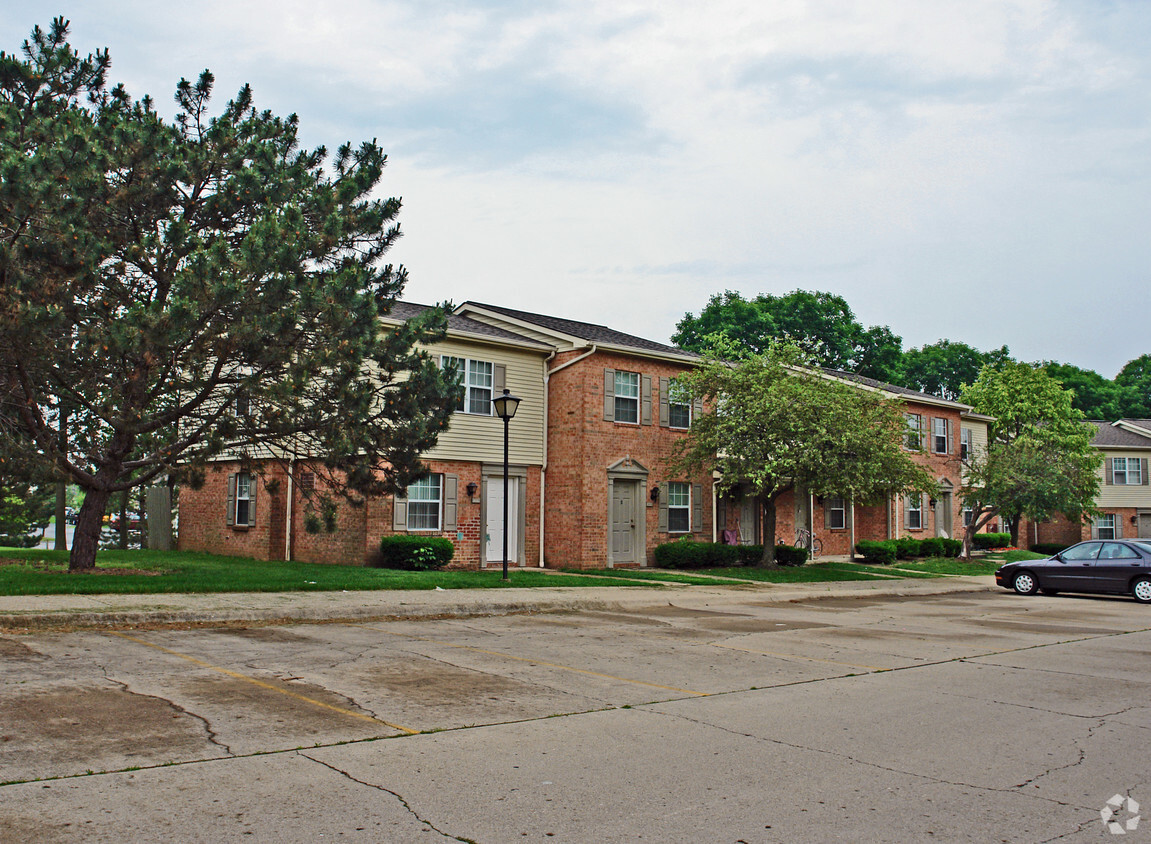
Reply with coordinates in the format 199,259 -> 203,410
178,301 -> 994,569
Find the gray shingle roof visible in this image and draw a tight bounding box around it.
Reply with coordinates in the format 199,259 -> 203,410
462,302 -> 698,358
821,368 -> 969,408
386,301 -> 551,348
1092,420 -> 1151,448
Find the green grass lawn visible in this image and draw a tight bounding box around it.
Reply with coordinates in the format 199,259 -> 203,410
0,548 -> 641,596
884,557 -> 1003,576
561,568 -> 746,586
698,563 -> 894,583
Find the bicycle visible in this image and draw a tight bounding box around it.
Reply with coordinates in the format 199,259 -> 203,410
793,527 -> 822,559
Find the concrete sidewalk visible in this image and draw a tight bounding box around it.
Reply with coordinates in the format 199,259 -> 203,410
0,575 -> 999,631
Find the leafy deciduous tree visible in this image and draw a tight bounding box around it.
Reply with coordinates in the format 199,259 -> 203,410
901,340 -> 1011,402
959,362 -> 1101,555
669,346 -> 936,564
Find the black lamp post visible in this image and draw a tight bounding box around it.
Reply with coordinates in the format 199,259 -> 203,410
491,388 -> 521,580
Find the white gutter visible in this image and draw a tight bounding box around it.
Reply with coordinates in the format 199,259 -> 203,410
539,344 -> 598,566
284,457 -> 295,561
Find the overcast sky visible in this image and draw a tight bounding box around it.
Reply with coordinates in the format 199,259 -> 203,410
4,2 -> 1148,377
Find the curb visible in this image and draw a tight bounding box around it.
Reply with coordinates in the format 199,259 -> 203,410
0,577 -> 999,632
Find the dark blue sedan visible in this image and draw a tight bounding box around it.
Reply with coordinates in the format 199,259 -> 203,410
996,540 -> 1151,602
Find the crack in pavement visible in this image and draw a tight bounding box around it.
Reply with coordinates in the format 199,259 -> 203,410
298,751 -> 476,842
642,705 -> 1097,816
94,661 -> 234,756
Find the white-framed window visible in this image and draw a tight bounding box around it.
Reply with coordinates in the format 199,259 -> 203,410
667,482 -> 690,533
907,495 -> 923,530
614,371 -> 640,424
826,497 -> 846,530
960,428 -> 972,461
905,413 -> 923,451
1095,514 -> 1116,540
962,507 -> 973,527
406,475 -> 442,531
442,356 -> 494,415
235,392 -> 250,418
667,378 -> 691,429
235,473 -> 252,525
1113,457 -> 1142,486
933,417 -> 948,454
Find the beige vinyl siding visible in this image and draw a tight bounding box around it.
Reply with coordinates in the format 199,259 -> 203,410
960,420 -> 989,483
421,338 -> 547,466
1097,450 -> 1151,508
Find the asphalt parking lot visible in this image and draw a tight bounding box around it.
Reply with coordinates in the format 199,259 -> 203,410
2,588 -> 1149,842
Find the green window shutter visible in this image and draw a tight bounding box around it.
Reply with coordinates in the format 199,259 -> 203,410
392,491 -> 408,531
1105,458 -> 1113,485
822,498 -> 830,529
693,395 -> 703,420
444,474 -> 458,532
692,484 -> 703,532
946,419 -> 954,454
846,499 -> 854,531
603,369 -> 615,421
903,495 -> 911,530
1091,521 -> 1099,539
659,377 -> 669,427
248,475 -> 257,526
226,474 -> 236,526
658,482 -> 668,532
1116,518 -> 1124,539
641,375 -> 652,425
1143,459 -> 1149,485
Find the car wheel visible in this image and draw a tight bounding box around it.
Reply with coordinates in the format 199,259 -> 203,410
1012,571 -> 1039,595
1040,588 -> 1059,596
1133,577 -> 1151,604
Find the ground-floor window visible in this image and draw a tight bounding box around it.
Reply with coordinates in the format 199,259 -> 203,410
667,482 -> 690,533
963,507 -> 973,527
907,495 -> 923,530
407,475 -> 442,531
227,472 -> 257,528
1095,514 -> 1116,540
826,497 -> 845,529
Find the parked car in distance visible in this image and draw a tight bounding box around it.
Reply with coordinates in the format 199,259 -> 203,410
996,540 -> 1151,603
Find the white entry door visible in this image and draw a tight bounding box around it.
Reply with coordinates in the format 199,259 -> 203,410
485,477 -> 519,565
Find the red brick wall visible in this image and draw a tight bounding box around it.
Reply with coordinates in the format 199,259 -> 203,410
544,350 -> 713,568
177,461 -> 287,561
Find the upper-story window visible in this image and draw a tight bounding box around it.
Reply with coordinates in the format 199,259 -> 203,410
443,357 -> 493,415
614,371 -> 640,424
904,413 -> 923,451
667,379 -> 691,429
932,417 -> 949,454
1112,457 -> 1143,486
960,428 -> 972,461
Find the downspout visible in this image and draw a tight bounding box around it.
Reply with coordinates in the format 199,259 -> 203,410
712,481 -> 718,543
850,495 -> 855,560
284,457 -> 295,561
540,343 -> 598,567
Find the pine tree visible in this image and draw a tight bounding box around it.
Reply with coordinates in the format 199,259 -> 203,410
1,20 -> 458,570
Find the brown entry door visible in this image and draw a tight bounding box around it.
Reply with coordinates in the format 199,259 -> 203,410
610,482 -> 637,566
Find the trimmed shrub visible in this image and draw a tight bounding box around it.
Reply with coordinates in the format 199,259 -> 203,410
940,538 -> 963,558
973,532 -> 1011,550
1031,542 -> 1069,556
737,545 -> 764,566
895,537 -> 922,559
0,533 -> 39,548
919,537 -> 944,558
376,535 -> 454,570
654,540 -> 741,569
774,544 -> 808,566
855,540 -> 897,565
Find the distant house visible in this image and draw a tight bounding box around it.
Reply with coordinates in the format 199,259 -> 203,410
1020,419 -> 1151,548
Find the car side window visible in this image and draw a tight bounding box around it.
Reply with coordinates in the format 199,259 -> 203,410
1100,543 -> 1139,560
1061,542 -> 1102,561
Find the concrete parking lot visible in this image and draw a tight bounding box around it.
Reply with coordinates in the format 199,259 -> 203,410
2,589 -> 1149,842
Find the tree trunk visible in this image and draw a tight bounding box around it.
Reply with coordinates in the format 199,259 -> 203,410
760,497 -> 778,565
54,482 -> 67,551
70,488 -> 111,571
118,490 -> 129,550
1008,517 -> 1020,548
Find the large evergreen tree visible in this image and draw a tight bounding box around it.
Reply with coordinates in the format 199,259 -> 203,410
1,20 -> 458,570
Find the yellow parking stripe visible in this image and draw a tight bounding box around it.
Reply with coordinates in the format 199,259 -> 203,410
108,631 -> 417,734
711,640 -> 887,671
364,626 -> 708,697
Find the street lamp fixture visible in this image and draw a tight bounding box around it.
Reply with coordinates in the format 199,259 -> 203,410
491,388 -> 521,580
